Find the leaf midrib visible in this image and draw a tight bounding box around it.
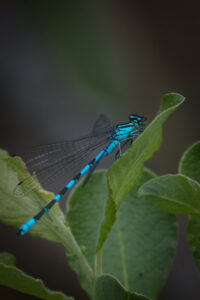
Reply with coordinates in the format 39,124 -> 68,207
142,192 -> 200,217
116,210 -> 129,290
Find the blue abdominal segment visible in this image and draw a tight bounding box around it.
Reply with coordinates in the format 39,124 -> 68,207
54,194 -> 61,201
17,114 -> 147,236
17,218 -> 36,236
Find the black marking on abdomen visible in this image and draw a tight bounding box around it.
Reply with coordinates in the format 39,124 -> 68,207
34,198 -> 57,220
89,158 -> 96,167
35,208 -> 46,220
60,186 -> 68,195
74,173 -> 81,182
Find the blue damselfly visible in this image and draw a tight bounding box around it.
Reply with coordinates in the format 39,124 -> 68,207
15,114 -> 147,236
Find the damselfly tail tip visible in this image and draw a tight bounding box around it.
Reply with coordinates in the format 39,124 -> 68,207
16,228 -> 23,238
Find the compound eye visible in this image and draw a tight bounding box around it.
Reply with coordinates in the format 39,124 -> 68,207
129,115 -> 137,121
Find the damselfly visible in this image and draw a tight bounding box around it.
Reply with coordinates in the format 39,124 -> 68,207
15,114 -> 147,236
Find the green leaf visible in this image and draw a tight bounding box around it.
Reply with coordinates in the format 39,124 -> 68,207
67,169 -> 177,299
102,170 -> 177,300
108,93 -> 185,208
67,170 -> 108,268
187,217 -> 200,270
97,93 -> 185,250
179,141 -> 200,184
94,275 -> 150,300
179,141 -> 200,272
66,170 -> 108,297
0,149 -> 95,283
0,252 -> 15,266
0,149 -> 69,243
139,174 -> 200,217
0,252 -> 73,300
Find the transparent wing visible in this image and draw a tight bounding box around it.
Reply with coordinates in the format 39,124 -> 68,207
14,135 -> 109,197
14,115 -> 113,197
92,114 -> 113,136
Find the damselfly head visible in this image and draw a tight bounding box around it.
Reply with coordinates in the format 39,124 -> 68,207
129,114 -> 148,126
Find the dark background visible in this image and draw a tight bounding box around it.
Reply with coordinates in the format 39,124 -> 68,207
0,1 -> 200,299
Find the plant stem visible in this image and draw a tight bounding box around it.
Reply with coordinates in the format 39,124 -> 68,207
61,226 -> 95,282
95,249 -> 102,277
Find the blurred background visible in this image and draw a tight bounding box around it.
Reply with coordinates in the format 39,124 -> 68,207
0,1 -> 200,299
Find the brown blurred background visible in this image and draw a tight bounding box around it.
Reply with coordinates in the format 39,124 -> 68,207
0,1 -> 200,299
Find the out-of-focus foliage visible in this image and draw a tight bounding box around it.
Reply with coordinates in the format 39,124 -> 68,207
24,1 -> 124,103
0,253 -> 73,300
